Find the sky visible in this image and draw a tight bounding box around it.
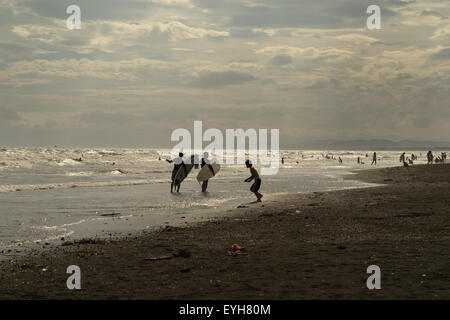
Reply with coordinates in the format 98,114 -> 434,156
0,0 -> 449,148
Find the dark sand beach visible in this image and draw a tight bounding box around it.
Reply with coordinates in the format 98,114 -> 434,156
1,164 -> 449,299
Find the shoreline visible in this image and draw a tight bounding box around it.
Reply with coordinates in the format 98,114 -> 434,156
1,164 -> 449,299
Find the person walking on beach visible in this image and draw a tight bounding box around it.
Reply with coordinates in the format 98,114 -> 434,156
371,152 -> 377,165
245,160 -> 263,202
166,152 -> 186,193
201,152 -> 213,193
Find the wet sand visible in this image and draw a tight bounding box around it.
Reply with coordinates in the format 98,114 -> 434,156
1,164 -> 449,299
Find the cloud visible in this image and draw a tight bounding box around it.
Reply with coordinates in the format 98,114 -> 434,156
0,107 -> 20,120
430,47 -> 450,60
191,71 -> 256,88
269,54 -> 293,66
1,0 -> 450,146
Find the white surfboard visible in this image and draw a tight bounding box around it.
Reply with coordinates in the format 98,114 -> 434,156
197,163 -> 221,182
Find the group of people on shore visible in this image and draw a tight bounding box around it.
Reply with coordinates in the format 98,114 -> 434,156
166,152 -> 263,202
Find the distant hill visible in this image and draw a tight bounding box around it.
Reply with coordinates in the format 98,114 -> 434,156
298,139 -> 450,150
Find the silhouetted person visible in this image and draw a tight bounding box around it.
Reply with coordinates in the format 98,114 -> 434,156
201,152 -> 213,193
427,151 -> 433,164
166,152 -> 186,193
371,152 -> 377,165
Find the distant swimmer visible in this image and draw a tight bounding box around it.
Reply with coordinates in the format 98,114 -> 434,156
245,160 -> 263,202
166,152 -> 186,193
371,152 -> 377,165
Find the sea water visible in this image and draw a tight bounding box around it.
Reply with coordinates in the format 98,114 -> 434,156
0,147 -> 441,253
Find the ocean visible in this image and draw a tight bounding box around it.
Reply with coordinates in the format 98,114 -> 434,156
0,147 -> 442,256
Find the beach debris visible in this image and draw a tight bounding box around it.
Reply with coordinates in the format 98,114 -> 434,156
237,205 -> 249,208
100,212 -> 121,217
159,225 -> 179,233
228,244 -> 247,256
145,254 -> 172,261
180,268 -> 191,273
75,238 -> 111,245
61,241 -> 74,246
173,249 -> 191,258
337,245 -> 346,250
18,262 -> 34,270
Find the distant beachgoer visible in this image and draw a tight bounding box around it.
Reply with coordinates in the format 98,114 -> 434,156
201,152 -> 213,193
338,157 -> 343,164
245,160 -> 263,202
371,152 -> 377,165
281,157 -> 285,165
400,152 -> 406,163
166,152 -> 186,193
427,151 -> 433,164
403,161 -> 409,167
357,156 -> 360,164
193,154 -> 200,169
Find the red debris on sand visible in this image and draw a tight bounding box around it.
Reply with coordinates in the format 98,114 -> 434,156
228,244 -> 247,256
145,254 -> 172,261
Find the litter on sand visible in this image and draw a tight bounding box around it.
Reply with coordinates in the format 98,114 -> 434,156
173,249 -> 191,258
228,244 -> 247,256
145,254 -> 172,261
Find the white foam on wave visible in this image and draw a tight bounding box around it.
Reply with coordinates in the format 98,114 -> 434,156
0,178 -> 169,193
58,158 -> 83,166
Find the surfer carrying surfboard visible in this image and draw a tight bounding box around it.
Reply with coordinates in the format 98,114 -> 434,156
166,152 -> 187,193
200,152 -> 214,193
245,160 -> 263,202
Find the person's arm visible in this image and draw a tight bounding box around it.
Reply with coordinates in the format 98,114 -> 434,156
245,175 -> 254,182
182,161 -> 187,173
166,159 -> 173,163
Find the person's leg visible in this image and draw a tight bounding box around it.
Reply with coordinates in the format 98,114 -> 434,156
176,183 -> 180,192
202,180 -> 208,192
253,179 -> 262,201
170,181 -> 174,193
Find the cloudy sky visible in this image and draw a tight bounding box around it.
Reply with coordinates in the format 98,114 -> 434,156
0,0 -> 449,147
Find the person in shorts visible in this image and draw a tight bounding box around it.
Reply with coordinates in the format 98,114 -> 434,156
244,160 -> 263,202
